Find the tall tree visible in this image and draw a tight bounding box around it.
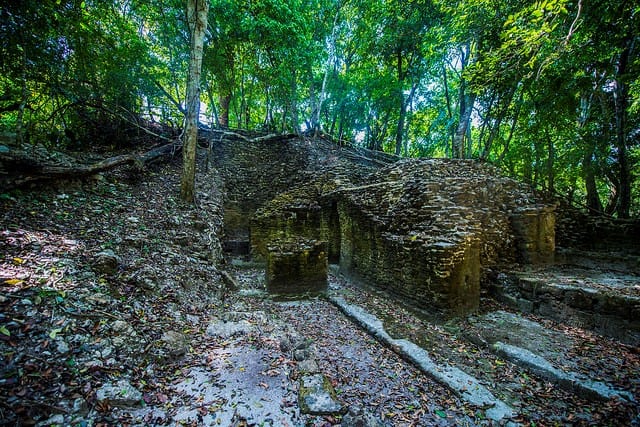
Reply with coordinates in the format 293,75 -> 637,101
180,0 -> 209,202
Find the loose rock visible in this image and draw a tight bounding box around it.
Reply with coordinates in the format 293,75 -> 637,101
95,379 -> 143,408
92,249 -> 120,275
298,373 -> 345,415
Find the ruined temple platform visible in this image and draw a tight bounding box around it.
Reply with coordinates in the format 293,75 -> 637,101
489,249 -> 640,345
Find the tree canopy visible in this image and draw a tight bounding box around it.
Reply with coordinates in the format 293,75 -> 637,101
1,0 -> 638,217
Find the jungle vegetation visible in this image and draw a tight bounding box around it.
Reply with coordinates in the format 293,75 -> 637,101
1,0 -> 638,215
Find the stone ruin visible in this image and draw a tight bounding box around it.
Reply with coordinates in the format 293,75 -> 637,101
211,131 -> 555,315
266,237 -> 328,297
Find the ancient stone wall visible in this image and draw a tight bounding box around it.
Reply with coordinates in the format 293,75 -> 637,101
210,132 -> 311,253
492,272 -> 640,345
247,153 -> 554,316
210,131 -> 554,315
329,159 -> 552,315
211,131 -> 391,258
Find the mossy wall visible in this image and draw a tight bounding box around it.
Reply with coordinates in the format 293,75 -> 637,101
251,194 -> 341,263
337,199 -> 481,314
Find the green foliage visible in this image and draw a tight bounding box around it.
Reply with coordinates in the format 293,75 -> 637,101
0,0 -> 637,216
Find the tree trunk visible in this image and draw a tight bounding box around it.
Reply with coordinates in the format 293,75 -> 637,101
218,93 -> 230,128
16,47 -> 28,145
289,69 -> 300,134
313,7 -> 340,137
545,128 -> 555,194
180,0 -> 208,203
442,64 -> 454,157
613,38 -> 633,218
394,49 -> 406,156
583,150 -> 603,214
395,92 -> 406,156
577,93 -> 603,214
453,90 -> 475,159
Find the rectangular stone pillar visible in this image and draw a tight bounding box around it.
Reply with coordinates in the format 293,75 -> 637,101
510,206 -> 556,264
266,238 -> 328,296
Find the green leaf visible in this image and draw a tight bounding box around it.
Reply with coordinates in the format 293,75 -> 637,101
0,326 -> 10,336
49,328 -> 63,339
435,409 -> 447,418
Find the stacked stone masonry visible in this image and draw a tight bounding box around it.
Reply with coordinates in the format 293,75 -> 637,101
211,132 -> 554,315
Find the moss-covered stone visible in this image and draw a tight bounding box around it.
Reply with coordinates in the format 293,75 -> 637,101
298,374 -> 345,415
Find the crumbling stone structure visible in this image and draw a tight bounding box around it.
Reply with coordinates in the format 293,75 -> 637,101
212,131 -> 555,315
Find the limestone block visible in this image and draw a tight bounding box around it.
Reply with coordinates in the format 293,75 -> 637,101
266,238 -> 328,296
511,206 -> 556,264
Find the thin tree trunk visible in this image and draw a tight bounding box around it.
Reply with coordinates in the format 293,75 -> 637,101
205,82 -> 219,127
314,8 -> 340,136
218,93 -> 230,128
16,47 -> 28,145
394,48 -> 407,156
453,91 -> 475,159
545,128 -> 555,194
613,38 -> 633,218
498,90 -> 524,164
180,0 -> 208,202
583,150 -> 603,214
290,69 -> 300,134
442,64 -> 454,157
578,94 -> 603,215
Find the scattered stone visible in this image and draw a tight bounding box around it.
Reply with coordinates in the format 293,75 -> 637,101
73,397 -> 89,416
220,269 -> 239,292
296,358 -> 320,374
35,414 -> 65,427
298,374 -> 345,415
92,249 -> 120,275
161,330 -> 189,357
85,293 -> 112,305
294,348 -> 311,361
279,333 -> 312,355
341,405 -> 385,427
206,319 -> 253,338
95,379 -> 142,408
56,339 -> 70,354
111,320 -> 133,333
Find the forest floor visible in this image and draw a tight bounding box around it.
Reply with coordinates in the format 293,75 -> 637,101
1,152 -> 639,426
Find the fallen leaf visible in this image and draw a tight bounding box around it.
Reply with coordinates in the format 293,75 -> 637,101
435,409 -> 447,418
0,326 -> 10,336
3,279 -> 23,286
49,328 -> 63,339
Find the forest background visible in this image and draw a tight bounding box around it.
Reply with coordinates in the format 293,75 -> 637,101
1,0 -> 638,217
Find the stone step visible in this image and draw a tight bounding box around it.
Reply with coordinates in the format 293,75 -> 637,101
489,268 -> 640,345
328,295 -> 515,422
465,310 -> 635,403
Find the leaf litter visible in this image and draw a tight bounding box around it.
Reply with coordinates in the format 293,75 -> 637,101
1,150 -> 638,426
